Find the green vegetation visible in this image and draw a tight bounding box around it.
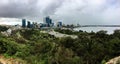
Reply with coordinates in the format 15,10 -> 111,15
54,28 -> 80,35
0,25 -> 8,32
0,27 -> 120,64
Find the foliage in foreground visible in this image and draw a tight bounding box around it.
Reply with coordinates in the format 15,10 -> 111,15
0,28 -> 120,64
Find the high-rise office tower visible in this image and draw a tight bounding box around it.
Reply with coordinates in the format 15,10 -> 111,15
45,16 -> 52,27
27,21 -> 31,28
22,19 -> 26,27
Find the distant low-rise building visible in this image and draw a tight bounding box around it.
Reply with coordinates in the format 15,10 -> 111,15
57,22 -> 62,28
40,23 -> 47,28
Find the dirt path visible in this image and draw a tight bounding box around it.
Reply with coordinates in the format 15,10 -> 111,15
106,56 -> 120,64
0,55 -> 25,64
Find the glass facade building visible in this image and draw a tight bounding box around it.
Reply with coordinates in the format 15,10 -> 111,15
27,21 -> 31,28
45,16 -> 52,27
22,19 -> 26,27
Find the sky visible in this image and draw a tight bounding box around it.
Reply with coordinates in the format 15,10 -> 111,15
0,0 -> 120,25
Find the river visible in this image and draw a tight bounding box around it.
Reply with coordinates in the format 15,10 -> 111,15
74,27 -> 120,34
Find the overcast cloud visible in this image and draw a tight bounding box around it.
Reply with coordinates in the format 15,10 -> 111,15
0,0 -> 120,25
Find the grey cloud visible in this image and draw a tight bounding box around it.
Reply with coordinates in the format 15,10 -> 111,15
0,0 -> 39,18
0,0 -> 120,25
41,0 -> 64,16
0,0 -> 64,18
53,0 -> 120,24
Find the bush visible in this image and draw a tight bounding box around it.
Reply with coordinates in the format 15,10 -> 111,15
0,26 -> 8,32
0,38 -> 18,55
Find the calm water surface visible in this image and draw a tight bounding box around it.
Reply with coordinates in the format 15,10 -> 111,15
74,27 -> 120,34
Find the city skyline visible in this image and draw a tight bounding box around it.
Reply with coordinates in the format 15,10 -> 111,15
0,0 -> 120,25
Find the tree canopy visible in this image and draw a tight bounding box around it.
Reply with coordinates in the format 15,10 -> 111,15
0,28 -> 120,64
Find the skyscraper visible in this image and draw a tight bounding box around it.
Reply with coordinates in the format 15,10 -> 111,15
27,21 -> 31,28
22,19 -> 26,27
45,16 -> 52,27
